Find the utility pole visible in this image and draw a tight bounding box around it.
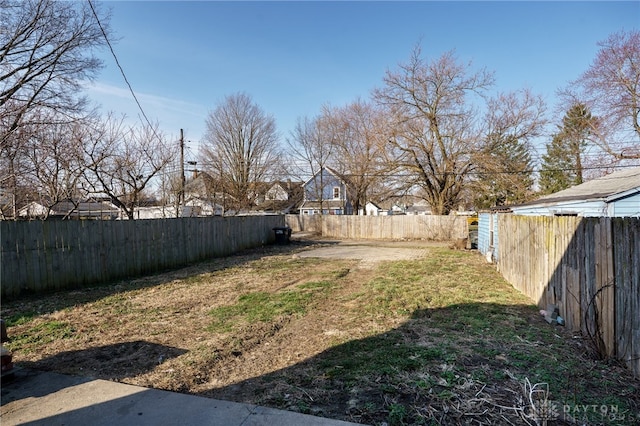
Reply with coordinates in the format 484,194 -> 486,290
177,129 -> 185,217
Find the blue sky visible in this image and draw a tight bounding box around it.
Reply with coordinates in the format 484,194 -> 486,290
87,1 -> 639,161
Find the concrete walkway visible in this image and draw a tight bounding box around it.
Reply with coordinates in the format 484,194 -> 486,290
1,369 -> 363,426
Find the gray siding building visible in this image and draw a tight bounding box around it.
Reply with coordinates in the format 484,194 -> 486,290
510,167 -> 640,217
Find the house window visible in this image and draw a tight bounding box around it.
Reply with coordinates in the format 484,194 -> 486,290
333,187 -> 340,199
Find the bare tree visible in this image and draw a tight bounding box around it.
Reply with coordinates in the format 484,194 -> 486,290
473,89 -> 547,208
1,0 -> 109,218
21,113 -> 89,218
0,0 -> 107,145
321,99 -> 388,214
287,116 -> 333,182
0,113 -> 28,217
201,93 -> 280,214
374,46 -> 494,215
286,114 -> 337,214
83,115 -> 175,219
567,30 -> 640,160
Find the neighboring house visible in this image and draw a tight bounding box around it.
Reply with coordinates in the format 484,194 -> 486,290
299,167 -> 353,215
184,172 -> 305,216
511,167 -> 640,217
264,181 -> 290,201
183,171 -> 226,216
362,201 -> 383,216
185,199 -> 224,216
405,202 -> 432,215
132,205 -> 175,219
257,180 -> 303,213
17,199 -> 120,220
389,204 -> 407,215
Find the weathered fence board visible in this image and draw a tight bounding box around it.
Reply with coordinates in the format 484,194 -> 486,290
285,214 -> 468,241
1,215 -> 283,299
497,215 -> 640,378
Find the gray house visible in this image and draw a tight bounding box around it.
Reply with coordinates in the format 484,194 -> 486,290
511,167 -> 640,217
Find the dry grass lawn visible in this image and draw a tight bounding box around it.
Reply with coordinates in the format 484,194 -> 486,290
3,238 -> 639,425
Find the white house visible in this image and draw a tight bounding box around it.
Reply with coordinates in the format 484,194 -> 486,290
361,201 -> 382,216
511,167 -> 640,217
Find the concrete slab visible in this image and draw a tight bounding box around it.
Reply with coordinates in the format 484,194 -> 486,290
295,242 -> 429,268
1,369 -> 363,426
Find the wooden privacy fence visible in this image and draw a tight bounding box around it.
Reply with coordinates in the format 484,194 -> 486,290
285,214 -> 322,233
1,215 -> 284,299
497,215 -> 640,378
286,214 -> 468,240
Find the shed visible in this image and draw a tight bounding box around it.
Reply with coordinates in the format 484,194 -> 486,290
477,207 -> 511,263
511,167 -> 640,217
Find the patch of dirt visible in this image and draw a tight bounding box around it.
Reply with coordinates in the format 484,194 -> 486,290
295,238 -> 441,269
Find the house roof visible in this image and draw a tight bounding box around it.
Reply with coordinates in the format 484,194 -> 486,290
365,201 -> 382,209
265,180 -> 303,196
184,171 -> 218,194
18,199 -> 120,218
519,167 -> 640,207
51,201 -> 119,214
302,166 -> 359,190
406,204 -> 431,213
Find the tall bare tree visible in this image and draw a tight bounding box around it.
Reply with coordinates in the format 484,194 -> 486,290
21,113 -> 89,218
567,30 -> 640,160
83,115 -> 175,219
1,0 -> 109,217
473,89 -> 546,208
201,93 -> 280,214
321,99 -> 388,214
374,46 -> 494,215
1,0 -> 107,141
287,115 -> 334,183
286,109 -> 356,214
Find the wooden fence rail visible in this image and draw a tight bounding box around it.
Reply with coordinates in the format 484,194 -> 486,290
286,214 -> 468,240
1,215 -> 284,299
497,215 -> 640,378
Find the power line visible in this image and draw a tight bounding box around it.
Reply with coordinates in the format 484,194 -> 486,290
87,0 -> 163,143
184,161 -> 639,179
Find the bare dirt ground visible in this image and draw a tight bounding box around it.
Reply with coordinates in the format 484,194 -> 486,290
293,235 -> 444,266
3,235 -> 639,425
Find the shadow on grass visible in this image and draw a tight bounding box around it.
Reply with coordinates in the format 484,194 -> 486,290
0,237 -> 338,327
1,340 -> 187,411
14,340 -> 188,382
198,302 -> 640,425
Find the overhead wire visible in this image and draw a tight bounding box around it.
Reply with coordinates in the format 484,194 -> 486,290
86,0 -> 638,187
87,0 -> 164,147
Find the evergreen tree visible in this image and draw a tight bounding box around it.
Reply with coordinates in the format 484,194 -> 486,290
474,133 -> 534,208
539,103 -> 594,194
539,133 -> 574,194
